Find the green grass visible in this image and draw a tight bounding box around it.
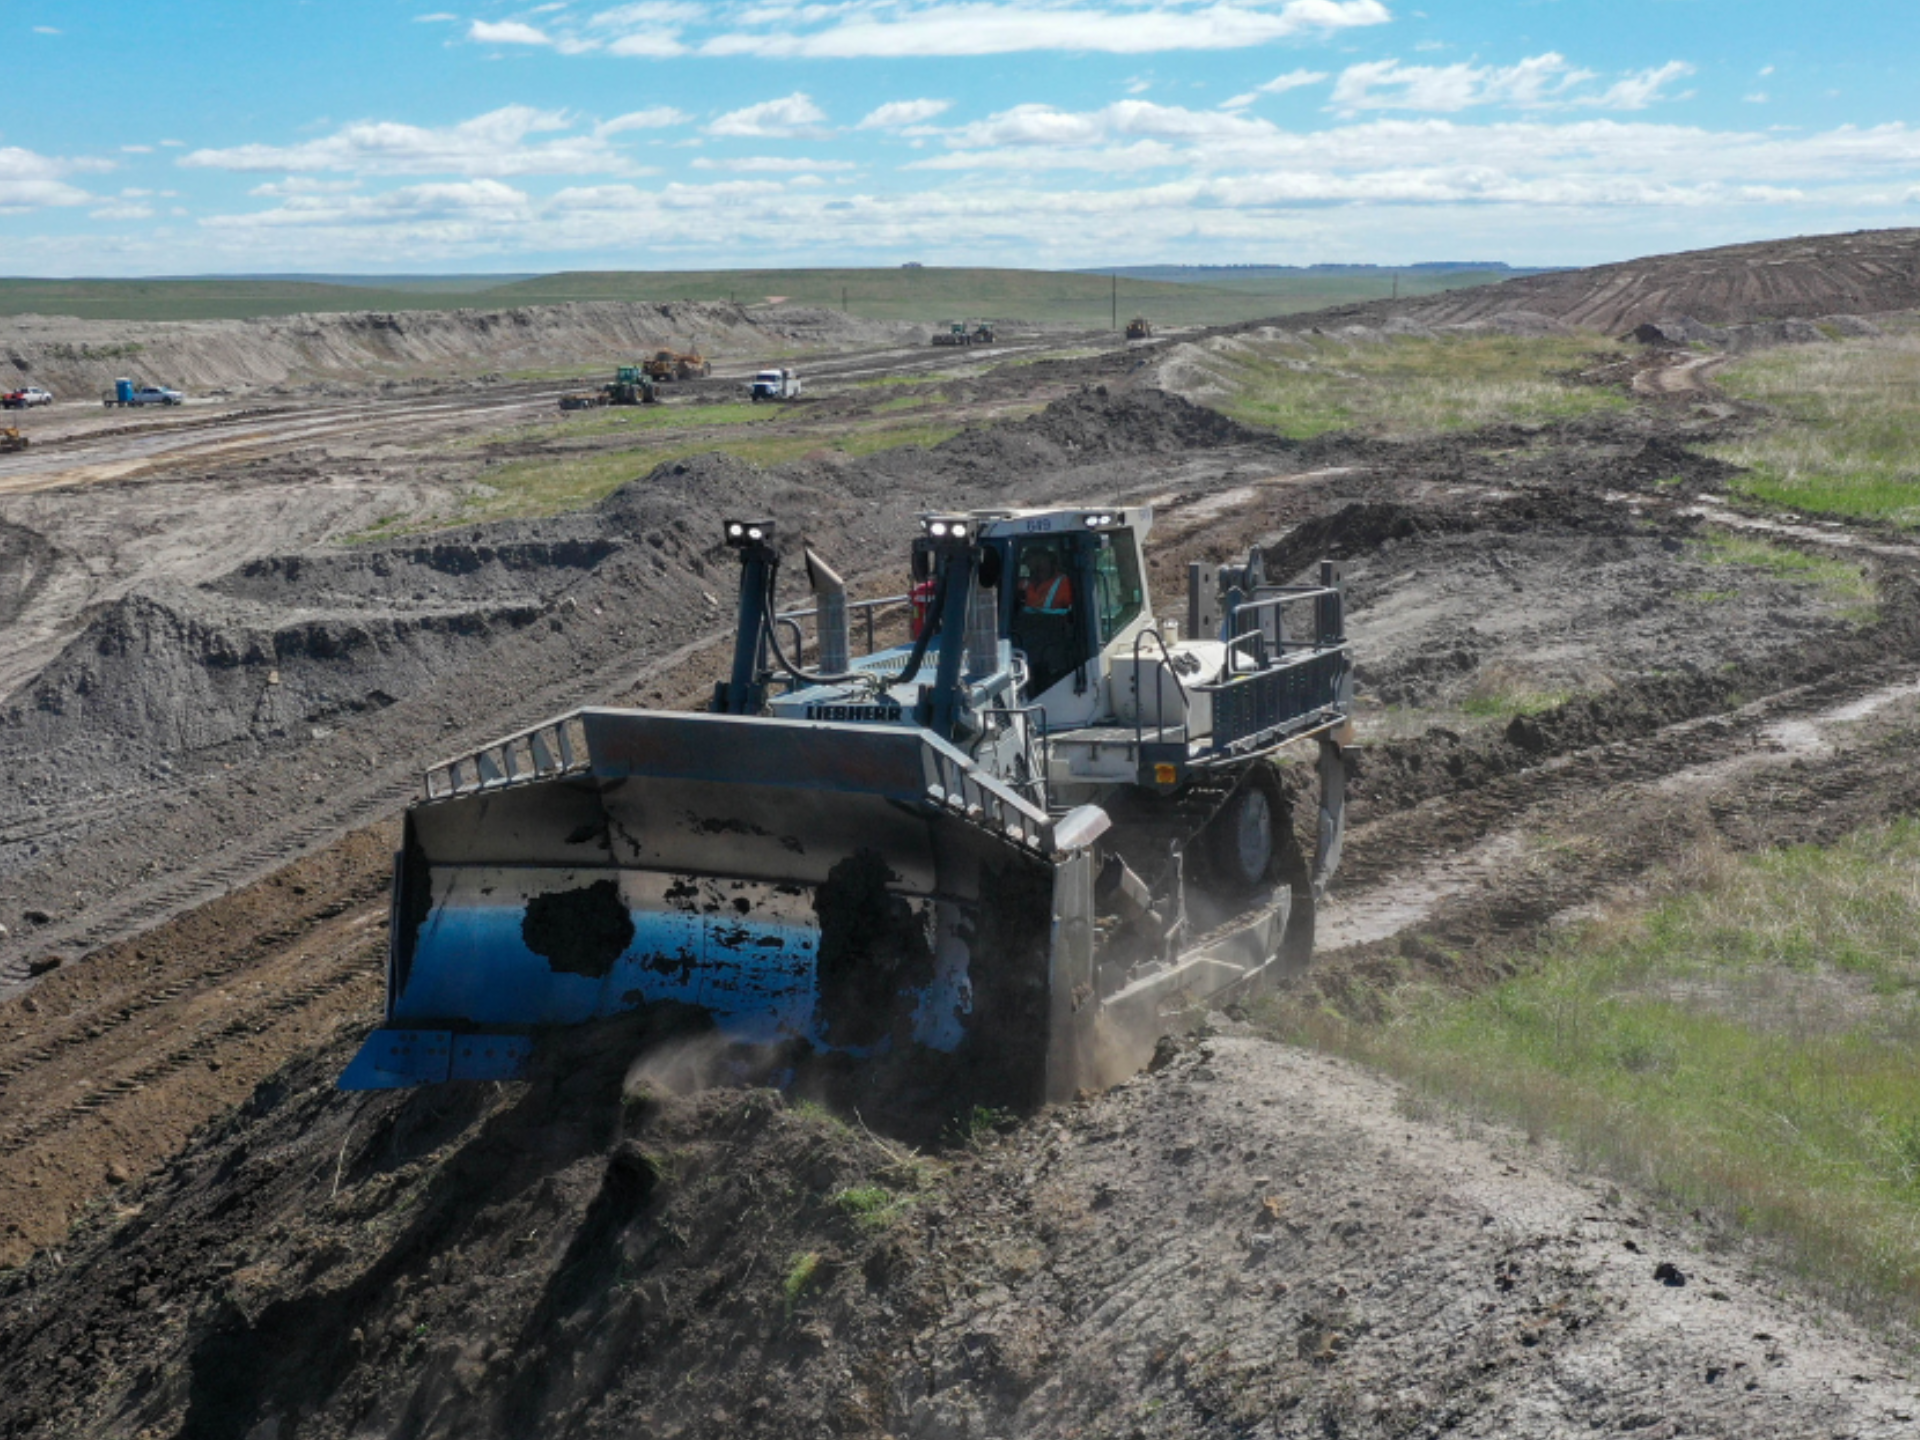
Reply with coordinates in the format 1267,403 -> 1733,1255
466,400 -> 776,448
481,265 -> 1488,329
0,277 -> 509,322
1187,330 -> 1631,440
831,1183 -> 916,1230
458,420 -> 962,524
0,265 -> 1523,326
1709,331 -> 1920,525
1698,533 -> 1877,623
781,1250 -> 823,1314
1291,821 -> 1920,1310
1459,686 -> 1572,720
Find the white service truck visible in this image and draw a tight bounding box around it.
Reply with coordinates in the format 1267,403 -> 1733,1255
748,368 -> 802,402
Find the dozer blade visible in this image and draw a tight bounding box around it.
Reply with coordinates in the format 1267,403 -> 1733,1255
341,709 -> 1105,1108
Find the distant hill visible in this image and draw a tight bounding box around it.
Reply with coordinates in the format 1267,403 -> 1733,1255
0,264 -> 1526,327
1354,228 -> 1920,334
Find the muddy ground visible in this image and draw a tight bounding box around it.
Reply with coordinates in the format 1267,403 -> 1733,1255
3,277 -> 1920,1436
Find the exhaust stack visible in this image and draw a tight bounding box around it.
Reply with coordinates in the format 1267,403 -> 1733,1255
804,545 -> 851,674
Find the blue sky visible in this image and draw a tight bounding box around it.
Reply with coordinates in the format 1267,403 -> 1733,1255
3,1 -> 1916,275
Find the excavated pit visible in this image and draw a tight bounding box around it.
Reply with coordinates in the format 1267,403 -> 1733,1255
4,299 -> 1920,1437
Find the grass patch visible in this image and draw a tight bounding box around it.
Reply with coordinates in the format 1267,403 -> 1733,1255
465,400 -> 775,448
831,1183 -> 916,1230
1195,331 -> 1632,440
781,1251 -> 824,1314
1287,821 -> 1920,1310
1698,533 -> 1877,623
1709,332 -> 1920,525
1459,688 -> 1571,720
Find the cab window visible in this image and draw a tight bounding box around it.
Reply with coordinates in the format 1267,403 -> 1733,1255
1091,530 -> 1144,641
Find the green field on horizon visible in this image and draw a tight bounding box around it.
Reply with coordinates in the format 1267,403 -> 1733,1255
0,264 -> 1523,327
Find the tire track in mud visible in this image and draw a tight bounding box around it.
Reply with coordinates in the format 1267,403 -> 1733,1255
1318,666 -> 1920,960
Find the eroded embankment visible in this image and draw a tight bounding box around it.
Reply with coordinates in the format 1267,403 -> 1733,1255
2,1022 -> 1912,1440
0,300 -> 911,397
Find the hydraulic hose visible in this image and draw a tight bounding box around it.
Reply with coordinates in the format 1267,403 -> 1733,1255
759,553 -> 946,689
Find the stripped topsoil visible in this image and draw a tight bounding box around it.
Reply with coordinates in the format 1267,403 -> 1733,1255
3,294 -> 1920,1437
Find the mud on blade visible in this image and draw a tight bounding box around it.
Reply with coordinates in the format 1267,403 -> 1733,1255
342,709 -> 1097,1106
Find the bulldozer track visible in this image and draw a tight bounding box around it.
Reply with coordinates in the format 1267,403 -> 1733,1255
0,957 -> 372,1154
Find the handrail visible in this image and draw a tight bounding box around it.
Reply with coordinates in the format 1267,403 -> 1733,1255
1220,581 -> 1343,674
424,711 -> 590,800
985,700 -> 1051,808
776,590 -> 911,657
1129,625 -> 1194,752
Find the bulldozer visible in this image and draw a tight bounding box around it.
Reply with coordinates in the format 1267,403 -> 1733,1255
341,506 -> 1352,1113
1125,317 -> 1153,340
0,426 -> 27,453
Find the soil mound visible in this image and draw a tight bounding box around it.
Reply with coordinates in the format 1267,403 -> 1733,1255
1629,313 -> 1878,352
4,586 -> 547,758
911,386 -> 1274,480
1234,227 -> 1920,338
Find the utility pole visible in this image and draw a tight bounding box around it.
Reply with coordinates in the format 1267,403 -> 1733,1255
1391,273 -> 1399,300
1111,272 -> 1117,330
842,285 -> 848,313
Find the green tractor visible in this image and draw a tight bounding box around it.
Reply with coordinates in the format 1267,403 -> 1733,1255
606,365 -> 657,405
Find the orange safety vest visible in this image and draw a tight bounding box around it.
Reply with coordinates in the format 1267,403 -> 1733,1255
1022,573 -> 1073,615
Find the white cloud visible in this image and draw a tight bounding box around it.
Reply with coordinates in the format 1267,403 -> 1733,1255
469,20 -> 555,46
690,155 -> 859,172
702,1 -> 1390,58
207,179 -> 539,235
414,12 -> 458,20
591,2 -> 705,23
943,100 -> 1277,150
606,31 -> 688,55
1221,68 -> 1329,110
121,144 -> 155,155
248,177 -> 363,198
1759,64 -> 1776,78
1745,92 -> 1770,105
91,202 -> 156,221
1329,53 -> 1692,114
707,92 -> 831,139
857,98 -> 953,130
596,107 -> 694,135
0,145 -> 110,214
180,107 -> 639,177
33,26 -> 60,35
1590,61 -> 1694,112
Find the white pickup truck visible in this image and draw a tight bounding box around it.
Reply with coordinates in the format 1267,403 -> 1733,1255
102,378 -> 185,407
748,368 -> 802,402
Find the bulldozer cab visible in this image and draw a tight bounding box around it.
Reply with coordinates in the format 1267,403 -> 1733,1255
994,520 -> 1150,723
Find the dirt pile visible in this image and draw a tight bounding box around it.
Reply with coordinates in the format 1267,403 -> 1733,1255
1630,313 -> 1881,351
4,1026 -> 1911,1440
0,300 -> 912,398
1209,227 -> 1920,339
879,385 -> 1276,487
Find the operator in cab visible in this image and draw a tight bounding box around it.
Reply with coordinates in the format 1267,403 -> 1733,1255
1021,547 -> 1074,616
1015,544 -> 1078,695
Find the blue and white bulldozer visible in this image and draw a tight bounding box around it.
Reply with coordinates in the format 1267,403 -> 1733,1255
341,505 -> 1352,1109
